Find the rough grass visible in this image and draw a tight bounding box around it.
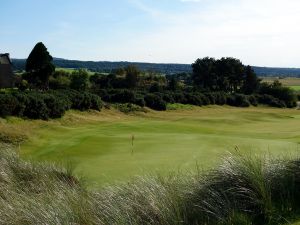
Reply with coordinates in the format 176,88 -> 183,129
112,103 -> 148,113
167,103 -> 196,110
2,144 -> 300,225
15,106 -> 300,187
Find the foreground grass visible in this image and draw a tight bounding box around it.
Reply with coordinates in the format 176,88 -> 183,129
2,144 -> 300,225
16,106 -> 300,187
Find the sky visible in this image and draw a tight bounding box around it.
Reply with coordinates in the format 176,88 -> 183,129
1,0 -> 300,67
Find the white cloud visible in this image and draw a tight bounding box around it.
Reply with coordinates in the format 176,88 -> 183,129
45,0 -> 300,67
116,0 -> 300,67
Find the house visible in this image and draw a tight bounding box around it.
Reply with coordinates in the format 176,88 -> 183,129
0,53 -> 14,88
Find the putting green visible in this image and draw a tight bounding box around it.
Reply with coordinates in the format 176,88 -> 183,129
20,106 -> 300,187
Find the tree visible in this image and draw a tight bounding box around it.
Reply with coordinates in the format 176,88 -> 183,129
70,69 -> 89,91
125,65 -> 139,89
216,57 -> 245,92
113,67 -> 126,76
25,42 -> 55,89
192,57 -> 217,90
242,66 -> 260,94
149,82 -> 161,93
192,57 -> 248,92
168,76 -> 179,91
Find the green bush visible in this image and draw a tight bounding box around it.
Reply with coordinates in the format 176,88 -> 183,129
248,95 -> 258,106
144,93 -> 167,111
0,94 -> 18,117
110,89 -> 136,103
0,90 -> 103,120
209,92 -> 227,105
184,93 -> 203,106
72,92 -> 102,111
23,93 -> 49,120
227,94 -> 250,107
134,97 -> 146,107
256,94 -> 286,108
259,82 -> 297,108
43,94 -> 66,118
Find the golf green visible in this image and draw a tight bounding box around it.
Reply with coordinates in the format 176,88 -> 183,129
21,106 -> 300,187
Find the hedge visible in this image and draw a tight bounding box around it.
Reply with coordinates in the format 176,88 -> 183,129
0,90 -> 103,120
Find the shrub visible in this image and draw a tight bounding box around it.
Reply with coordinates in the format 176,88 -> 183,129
210,92 -> 227,105
248,95 -> 258,106
70,69 -> 89,91
259,82 -> 297,108
256,94 -> 286,108
134,97 -> 146,107
204,93 -> 216,105
43,94 -> 66,118
173,92 -> 187,104
0,90 -> 103,120
110,89 -> 136,103
161,93 -> 175,104
227,94 -> 250,107
49,75 -> 71,90
149,82 -> 162,93
0,94 -> 18,117
12,92 -> 29,116
90,93 -> 103,110
23,93 -> 49,120
72,92 -> 102,111
144,94 -> 167,111
184,93 -> 203,106
199,93 -> 210,105
114,103 -> 147,113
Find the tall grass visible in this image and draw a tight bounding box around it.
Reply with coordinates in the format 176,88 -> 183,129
1,144 -> 300,225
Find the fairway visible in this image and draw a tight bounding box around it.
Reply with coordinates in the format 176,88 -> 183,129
291,85 -> 300,91
20,106 -> 300,187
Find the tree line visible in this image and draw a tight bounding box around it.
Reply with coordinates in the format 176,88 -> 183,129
1,42 -> 298,120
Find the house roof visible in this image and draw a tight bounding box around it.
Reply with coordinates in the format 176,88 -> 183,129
0,53 -> 12,65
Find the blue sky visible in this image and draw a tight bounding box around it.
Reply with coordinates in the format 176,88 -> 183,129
1,0 -> 300,66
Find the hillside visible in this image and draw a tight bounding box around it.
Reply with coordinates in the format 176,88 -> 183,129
12,58 -> 300,77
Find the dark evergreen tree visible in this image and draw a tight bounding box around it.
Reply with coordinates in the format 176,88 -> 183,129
192,57 -> 217,90
216,57 -> 245,92
25,42 -> 55,89
242,65 -> 260,94
192,57 -> 255,93
125,65 -> 139,89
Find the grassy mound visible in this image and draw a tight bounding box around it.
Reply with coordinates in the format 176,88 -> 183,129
2,144 -> 300,224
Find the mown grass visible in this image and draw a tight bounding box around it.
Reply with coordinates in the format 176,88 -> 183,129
2,144 -> 300,225
56,67 -> 96,76
7,106 -> 298,187
290,86 -> 300,91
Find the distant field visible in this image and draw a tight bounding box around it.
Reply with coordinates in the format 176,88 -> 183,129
262,77 -> 300,87
13,106 -> 300,188
55,67 -> 96,75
